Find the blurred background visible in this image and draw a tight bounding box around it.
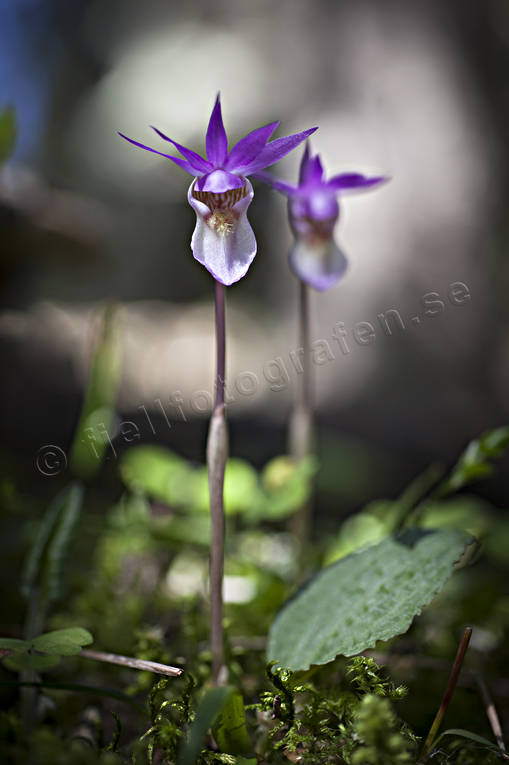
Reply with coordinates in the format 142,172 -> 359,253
1,0 -> 508,517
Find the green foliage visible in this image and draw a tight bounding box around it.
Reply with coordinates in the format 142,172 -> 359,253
268,529 -> 470,670
249,455 -> 317,522
346,657 -> 407,701
433,729 -> 507,762
350,694 -> 414,764
0,627 -> 93,672
21,481 -> 84,607
211,689 -> 253,756
178,686 -> 234,765
0,105 -> 16,164
249,657 -> 416,764
437,427 -> 509,497
69,304 -> 123,481
119,445 -> 315,522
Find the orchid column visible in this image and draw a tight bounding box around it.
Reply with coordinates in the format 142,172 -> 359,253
119,96 -> 316,682
258,145 -> 387,541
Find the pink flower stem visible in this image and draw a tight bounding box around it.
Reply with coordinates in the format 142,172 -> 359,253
290,280 -> 314,541
207,280 -> 228,683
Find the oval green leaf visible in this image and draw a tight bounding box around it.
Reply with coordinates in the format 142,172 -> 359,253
268,528 -> 470,671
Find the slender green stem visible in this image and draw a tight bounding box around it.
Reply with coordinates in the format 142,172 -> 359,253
290,280 -> 313,540
419,627 -> 473,761
207,281 -> 228,684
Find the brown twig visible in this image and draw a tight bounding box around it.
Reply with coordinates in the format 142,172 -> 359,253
80,649 -> 182,677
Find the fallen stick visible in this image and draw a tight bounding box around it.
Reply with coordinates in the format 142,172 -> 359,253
80,649 -> 182,677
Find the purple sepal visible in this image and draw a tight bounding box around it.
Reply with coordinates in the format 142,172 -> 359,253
289,237 -> 348,292
206,94 -> 228,166
150,126 -> 212,173
225,121 -> 279,171
117,132 -> 197,173
327,173 -> 387,190
187,179 -> 256,286
240,127 -> 318,174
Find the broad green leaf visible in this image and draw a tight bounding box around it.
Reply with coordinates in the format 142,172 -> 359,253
178,686 -> 234,765
0,638 -> 30,653
0,106 -> 16,164
4,653 -> 60,672
69,304 -> 123,480
33,627 -> 93,656
212,689 -> 253,756
268,529 -> 470,671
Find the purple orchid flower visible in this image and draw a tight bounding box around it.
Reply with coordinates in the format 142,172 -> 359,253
119,95 -> 317,286
257,144 -> 387,291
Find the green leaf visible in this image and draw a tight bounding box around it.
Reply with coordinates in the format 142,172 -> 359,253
178,686 -> 234,765
0,638 -> 30,653
44,482 -> 84,603
324,507 -> 390,565
120,446 -> 193,507
32,627 -> 93,656
248,456 -> 316,522
267,528 -> 471,671
21,481 -> 84,605
0,106 -> 16,164
212,689 -> 253,756
435,728 -> 505,753
439,427 -> 509,496
120,446 -> 262,516
4,653 -> 60,672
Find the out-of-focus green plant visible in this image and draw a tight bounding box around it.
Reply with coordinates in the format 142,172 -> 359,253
69,304 -> 123,482
119,445 -> 316,522
0,627 -> 93,672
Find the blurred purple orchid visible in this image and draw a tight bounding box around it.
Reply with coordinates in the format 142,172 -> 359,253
257,144 -> 387,291
119,95 -> 317,285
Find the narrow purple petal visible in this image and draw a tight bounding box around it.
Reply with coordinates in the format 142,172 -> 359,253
225,121 -> 280,171
298,142 -> 311,184
195,169 -> 245,193
251,170 -> 298,195
118,132 -> 196,174
327,173 -> 387,191
240,126 -> 318,174
206,94 -> 228,166
302,155 -> 324,185
150,126 -> 212,173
